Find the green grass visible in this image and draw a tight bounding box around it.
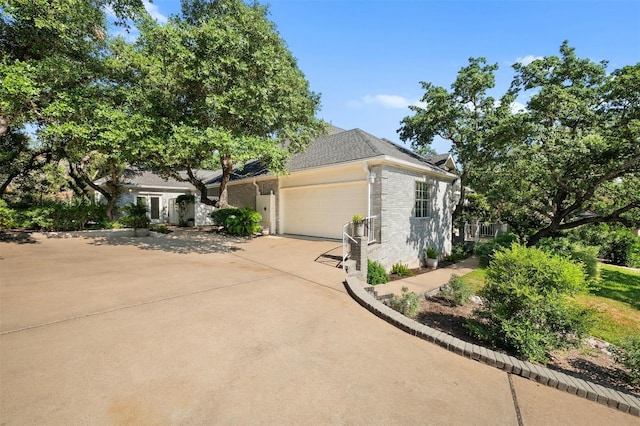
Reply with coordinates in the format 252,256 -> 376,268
459,269 -> 487,294
460,263 -> 640,345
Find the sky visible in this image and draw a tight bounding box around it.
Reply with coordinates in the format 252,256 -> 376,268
126,0 -> 640,154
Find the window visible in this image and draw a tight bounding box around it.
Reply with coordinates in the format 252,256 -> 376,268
415,181 -> 431,218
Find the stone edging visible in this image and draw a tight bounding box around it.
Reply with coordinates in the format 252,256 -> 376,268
344,276 -> 640,418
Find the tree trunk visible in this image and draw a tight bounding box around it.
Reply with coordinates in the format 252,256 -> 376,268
217,154 -> 233,208
185,166 -> 217,207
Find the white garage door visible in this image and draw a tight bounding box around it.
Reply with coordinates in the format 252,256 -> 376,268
281,181 -> 368,239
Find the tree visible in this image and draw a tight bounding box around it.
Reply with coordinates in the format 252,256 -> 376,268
398,58 -> 515,240
484,42 -> 639,245
132,0 -> 325,207
0,0 -> 147,205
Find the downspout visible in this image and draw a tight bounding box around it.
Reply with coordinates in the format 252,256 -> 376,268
253,179 -> 260,196
363,162 -> 372,218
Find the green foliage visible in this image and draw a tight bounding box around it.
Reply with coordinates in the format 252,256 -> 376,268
440,274 -> 474,306
390,263 -> 413,277
367,259 -> 389,285
613,336 -> 640,383
425,247 -> 438,259
14,199 -> 108,231
121,202 -> 150,229
389,286 -> 420,319
211,208 -> 240,226
570,224 -> 640,268
473,232 -> 519,267
150,224 -> 171,234
468,244 -> 593,363
223,207 -> 262,236
351,214 -> 364,224
0,199 -> 17,229
445,243 -> 471,263
536,237 -> 600,281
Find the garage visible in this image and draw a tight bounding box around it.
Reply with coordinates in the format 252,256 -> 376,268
280,181 -> 368,239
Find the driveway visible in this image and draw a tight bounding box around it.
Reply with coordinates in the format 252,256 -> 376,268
0,231 -> 634,425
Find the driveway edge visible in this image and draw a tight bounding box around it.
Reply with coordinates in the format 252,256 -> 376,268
344,277 -> 640,418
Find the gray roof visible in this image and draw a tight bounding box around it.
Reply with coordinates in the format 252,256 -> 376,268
207,127 -> 455,184
96,169 -> 220,189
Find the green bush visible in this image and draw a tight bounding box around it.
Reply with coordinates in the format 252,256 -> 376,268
223,207 -> 262,236
425,247 -> 438,259
0,199 -> 17,229
474,232 -> 519,267
445,243 -> 471,263
13,200 -> 108,231
211,208 -> 240,226
607,228 -> 640,267
440,274 -> 473,306
467,244 -> 593,363
390,263 -> 413,277
121,202 -> 151,229
367,259 -> 389,285
389,286 -> 420,318
613,336 -> 640,384
536,237 -> 600,281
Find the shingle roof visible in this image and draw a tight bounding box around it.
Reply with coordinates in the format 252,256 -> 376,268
206,127 -> 455,184
95,168 -> 220,189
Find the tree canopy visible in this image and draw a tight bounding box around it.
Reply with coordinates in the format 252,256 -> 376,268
399,42 -> 639,244
130,0 -> 325,207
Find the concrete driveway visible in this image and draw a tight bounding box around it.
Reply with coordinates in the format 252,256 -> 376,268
0,231 -> 635,425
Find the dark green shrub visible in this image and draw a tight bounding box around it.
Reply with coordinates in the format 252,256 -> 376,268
445,243 -> 471,263
467,244 -> 593,363
613,336 -> 640,383
14,200 -> 108,231
440,274 -> 473,306
0,199 -> 17,229
474,232 -> 519,267
390,263 -> 413,277
224,207 -> 262,236
536,237 -> 600,281
367,259 -> 388,285
211,208 -> 240,226
121,202 -> 151,229
607,228 -> 640,267
389,286 -> 420,318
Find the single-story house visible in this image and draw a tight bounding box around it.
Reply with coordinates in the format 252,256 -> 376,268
95,126 -> 459,269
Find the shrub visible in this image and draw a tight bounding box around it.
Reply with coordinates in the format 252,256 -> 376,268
150,224 -> 171,234
607,228 -> 640,267
0,199 -> 17,229
613,336 -> 640,384
536,237 -> 600,281
390,263 -> 413,277
474,232 -> 519,267
211,207 -> 240,226
121,202 -> 151,229
389,286 -> 420,318
367,259 -> 388,285
439,274 -> 473,306
445,243 -> 471,263
467,244 -> 593,364
425,247 -> 438,259
223,207 -> 262,236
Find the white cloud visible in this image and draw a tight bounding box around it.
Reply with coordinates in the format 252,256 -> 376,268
144,0 -> 168,24
515,55 -> 543,66
349,94 -> 425,110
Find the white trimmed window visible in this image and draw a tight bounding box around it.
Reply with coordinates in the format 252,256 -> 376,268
415,181 -> 431,218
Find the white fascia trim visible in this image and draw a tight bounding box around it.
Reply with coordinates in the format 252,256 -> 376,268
205,174 -> 275,189
122,184 -> 194,191
367,156 -> 458,181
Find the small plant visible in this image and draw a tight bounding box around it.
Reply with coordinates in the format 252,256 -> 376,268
367,259 -> 389,285
0,199 -> 17,229
150,224 -> 171,234
439,274 -> 473,306
121,202 -> 151,229
445,243 -> 470,263
176,194 -> 196,227
390,263 -> 414,277
389,286 -> 420,318
474,232 -> 519,267
613,336 -> 640,384
352,214 -> 364,224
425,247 -> 438,259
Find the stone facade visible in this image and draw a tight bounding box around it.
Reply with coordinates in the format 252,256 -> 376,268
369,165 -> 453,270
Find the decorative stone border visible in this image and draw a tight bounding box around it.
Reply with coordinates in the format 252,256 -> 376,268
344,276 -> 640,417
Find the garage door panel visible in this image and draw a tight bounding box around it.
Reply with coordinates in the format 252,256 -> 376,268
282,183 -> 367,239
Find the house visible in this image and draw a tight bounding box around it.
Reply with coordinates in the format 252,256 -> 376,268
94,169 -> 219,226
95,126 -> 458,269
204,126 -> 458,269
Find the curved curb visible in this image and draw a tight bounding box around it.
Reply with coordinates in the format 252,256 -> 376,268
344,276 -> 640,418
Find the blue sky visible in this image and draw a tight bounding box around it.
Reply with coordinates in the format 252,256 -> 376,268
132,0 -> 640,154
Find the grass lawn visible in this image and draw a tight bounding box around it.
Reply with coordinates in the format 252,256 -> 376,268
460,263 -> 640,346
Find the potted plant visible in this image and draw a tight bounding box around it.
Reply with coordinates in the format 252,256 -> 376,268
352,214 -> 365,237
122,202 -> 151,237
425,246 -> 439,269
